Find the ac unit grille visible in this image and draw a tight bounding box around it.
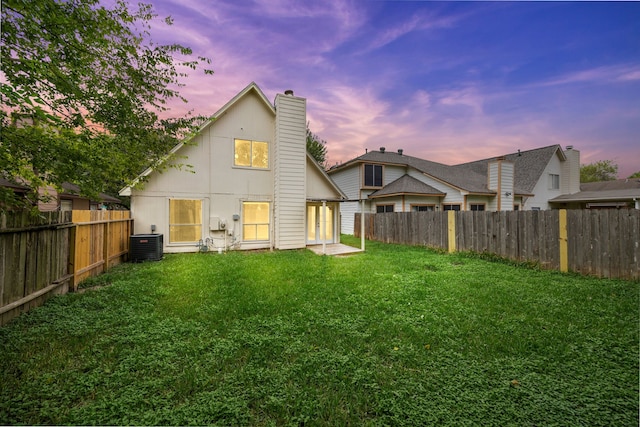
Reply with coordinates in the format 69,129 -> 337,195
130,234 -> 163,262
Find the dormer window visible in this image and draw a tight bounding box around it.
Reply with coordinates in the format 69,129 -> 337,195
364,164 -> 383,187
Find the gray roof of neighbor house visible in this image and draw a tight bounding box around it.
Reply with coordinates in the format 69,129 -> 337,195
0,178 -> 30,192
328,144 -> 563,195
454,144 -> 563,194
550,179 -> 640,203
60,182 -> 121,203
369,174 -> 445,199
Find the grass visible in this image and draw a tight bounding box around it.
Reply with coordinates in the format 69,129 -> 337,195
1,236 -> 638,426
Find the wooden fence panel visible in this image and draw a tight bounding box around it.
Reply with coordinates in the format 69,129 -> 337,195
1,210 -> 132,325
357,209 -> 638,280
0,211 -> 72,326
71,210 -> 132,289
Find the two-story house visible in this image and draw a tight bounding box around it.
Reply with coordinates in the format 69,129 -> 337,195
328,145 -> 580,235
119,83 -> 345,253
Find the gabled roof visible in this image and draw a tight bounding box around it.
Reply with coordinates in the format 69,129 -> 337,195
306,153 -> 347,201
329,150 -> 489,193
120,82 -> 274,196
328,144 -> 563,196
454,144 -> 563,194
369,174 -> 445,199
550,179 -> 640,203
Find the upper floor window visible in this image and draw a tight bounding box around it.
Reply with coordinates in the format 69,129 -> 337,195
364,164 -> 383,187
235,139 -> 269,168
549,174 -> 560,190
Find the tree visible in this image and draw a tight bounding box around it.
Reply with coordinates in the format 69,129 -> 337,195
628,171 -> 640,179
580,160 -> 618,183
1,0 -> 212,210
306,123 -> 328,169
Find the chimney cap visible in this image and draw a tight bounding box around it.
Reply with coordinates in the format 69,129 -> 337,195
566,145 -> 573,150
380,147 -> 386,153
398,149 -> 403,155
284,89 -> 294,96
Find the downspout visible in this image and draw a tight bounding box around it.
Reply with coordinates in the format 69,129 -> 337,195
497,159 -> 502,210
361,198 -> 366,251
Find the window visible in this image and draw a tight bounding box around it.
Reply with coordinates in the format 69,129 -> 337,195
243,202 -> 270,241
513,204 -> 520,211
470,204 -> 485,211
376,204 -> 394,213
443,204 -> 461,211
549,174 -> 560,190
364,164 -> 383,187
234,139 -> 269,168
169,199 -> 202,243
412,205 -> 434,212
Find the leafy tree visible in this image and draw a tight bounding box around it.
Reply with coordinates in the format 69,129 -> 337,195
1,0 -> 212,210
306,123 -> 328,169
580,160 -> 618,183
628,171 -> 640,179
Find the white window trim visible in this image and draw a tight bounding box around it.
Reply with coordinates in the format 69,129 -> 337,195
233,139 -> 271,170
167,198 -> 204,246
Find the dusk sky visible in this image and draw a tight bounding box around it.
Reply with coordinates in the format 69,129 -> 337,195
147,0 -> 639,178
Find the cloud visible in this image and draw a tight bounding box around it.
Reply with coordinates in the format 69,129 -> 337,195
364,9 -> 461,53
537,64 -> 640,87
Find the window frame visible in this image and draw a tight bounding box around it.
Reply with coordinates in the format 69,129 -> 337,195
234,139 -> 270,169
242,201 -> 271,242
168,198 -> 203,244
411,204 -> 435,212
363,164 -> 383,188
470,203 -> 486,211
442,204 -> 461,211
549,173 -> 560,190
376,204 -> 394,213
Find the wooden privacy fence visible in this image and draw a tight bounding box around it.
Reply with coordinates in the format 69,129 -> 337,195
71,210 -> 132,286
355,209 -> 640,280
1,210 -> 132,326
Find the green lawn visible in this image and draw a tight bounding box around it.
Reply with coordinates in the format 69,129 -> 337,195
1,237 -> 638,426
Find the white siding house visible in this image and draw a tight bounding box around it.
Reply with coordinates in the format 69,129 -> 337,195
120,83 -> 345,253
328,145 -> 581,234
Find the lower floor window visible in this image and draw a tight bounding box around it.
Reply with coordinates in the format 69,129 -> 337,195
443,204 -> 461,211
412,205 -> 434,212
169,199 -> 202,243
470,204 -> 485,211
376,204 -> 394,213
243,202 -> 270,241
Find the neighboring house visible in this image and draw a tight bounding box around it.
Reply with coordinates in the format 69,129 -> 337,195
119,82 -> 345,253
328,144 -> 581,235
0,178 -> 121,211
550,179 -> 640,209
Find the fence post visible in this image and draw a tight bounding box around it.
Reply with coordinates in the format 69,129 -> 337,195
448,210 -> 456,253
103,215 -> 110,271
559,209 -> 568,273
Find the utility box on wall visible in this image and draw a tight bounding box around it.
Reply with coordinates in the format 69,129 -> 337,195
130,234 -> 163,262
